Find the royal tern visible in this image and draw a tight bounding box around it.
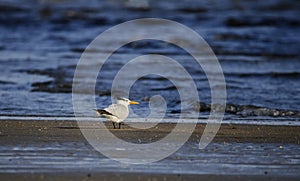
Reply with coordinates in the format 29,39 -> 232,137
94,97 -> 139,129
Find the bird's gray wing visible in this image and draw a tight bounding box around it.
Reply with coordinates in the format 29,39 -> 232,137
104,104 -> 129,120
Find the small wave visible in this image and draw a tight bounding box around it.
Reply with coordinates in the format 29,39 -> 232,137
225,16 -> 300,27
195,102 -> 300,117
226,72 -> 300,78
177,7 -> 208,13
0,80 -> 15,85
150,86 -> 177,91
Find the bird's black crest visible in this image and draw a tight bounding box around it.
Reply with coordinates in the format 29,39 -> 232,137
117,97 -> 127,101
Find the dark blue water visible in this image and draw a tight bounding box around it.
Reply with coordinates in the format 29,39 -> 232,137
0,0 -> 300,121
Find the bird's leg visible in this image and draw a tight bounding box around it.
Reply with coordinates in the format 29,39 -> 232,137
118,123 -> 121,129
112,122 -> 116,129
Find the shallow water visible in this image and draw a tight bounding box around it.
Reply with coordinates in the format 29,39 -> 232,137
0,0 -> 300,122
0,141 -> 299,176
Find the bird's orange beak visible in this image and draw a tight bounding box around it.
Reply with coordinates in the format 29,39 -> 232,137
129,101 -> 139,105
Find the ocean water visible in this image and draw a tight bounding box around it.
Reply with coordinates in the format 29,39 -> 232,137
0,0 -> 300,123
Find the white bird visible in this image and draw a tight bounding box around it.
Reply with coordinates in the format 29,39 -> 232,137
94,97 -> 139,129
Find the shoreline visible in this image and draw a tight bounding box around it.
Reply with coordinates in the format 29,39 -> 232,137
1,116 -> 299,126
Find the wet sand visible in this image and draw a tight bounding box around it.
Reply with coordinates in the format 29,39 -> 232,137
0,120 -> 299,144
0,120 -> 299,180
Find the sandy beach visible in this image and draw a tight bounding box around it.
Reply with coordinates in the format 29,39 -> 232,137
0,120 -> 299,180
